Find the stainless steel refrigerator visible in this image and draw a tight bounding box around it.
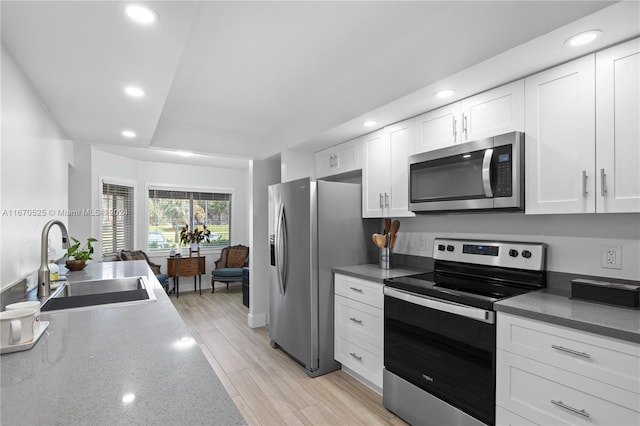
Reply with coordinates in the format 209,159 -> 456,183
268,177 -> 367,377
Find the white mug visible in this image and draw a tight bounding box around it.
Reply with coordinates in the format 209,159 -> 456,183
0,308 -> 35,346
5,301 -> 41,333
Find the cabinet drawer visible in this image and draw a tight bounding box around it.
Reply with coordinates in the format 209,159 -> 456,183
334,332 -> 383,388
497,313 -> 640,393
496,349 -> 640,426
334,274 -> 383,308
179,261 -> 200,276
496,406 -> 539,426
335,294 -> 383,347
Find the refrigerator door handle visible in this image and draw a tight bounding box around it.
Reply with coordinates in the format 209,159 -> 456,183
275,202 -> 288,295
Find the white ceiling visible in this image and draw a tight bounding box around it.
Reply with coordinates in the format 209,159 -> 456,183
2,1 -> 638,169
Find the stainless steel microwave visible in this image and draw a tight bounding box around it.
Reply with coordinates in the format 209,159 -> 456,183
408,131 -> 524,213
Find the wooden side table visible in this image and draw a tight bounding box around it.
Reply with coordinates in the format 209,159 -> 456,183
167,256 -> 206,297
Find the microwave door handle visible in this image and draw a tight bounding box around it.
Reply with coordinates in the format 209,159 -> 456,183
482,148 -> 494,198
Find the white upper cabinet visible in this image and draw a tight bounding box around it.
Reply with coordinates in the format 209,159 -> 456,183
460,79 -> 524,142
596,38 -> 640,213
525,37 -> 640,215
414,103 -> 461,153
415,80 -> 524,154
314,137 -> 362,179
362,118 -> 416,218
525,55 -> 596,214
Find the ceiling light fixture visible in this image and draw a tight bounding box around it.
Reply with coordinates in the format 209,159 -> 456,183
436,89 -> 455,99
363,120 -> 377,127
124,86 -> 145,98
121,130 -> 136,138
177,151 -> 194,157
125,4 -> 157,25
565,30 -> 602,47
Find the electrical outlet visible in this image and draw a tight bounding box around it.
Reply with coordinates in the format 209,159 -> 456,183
601,245 -> 622,269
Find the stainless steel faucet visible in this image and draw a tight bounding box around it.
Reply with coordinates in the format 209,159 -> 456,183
38,220 -> 70,298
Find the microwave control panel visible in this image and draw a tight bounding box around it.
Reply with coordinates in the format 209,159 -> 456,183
493,145 -> 512,197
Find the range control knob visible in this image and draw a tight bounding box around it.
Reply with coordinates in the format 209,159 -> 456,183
438,244 -> 446,251
446,245 -> 455,252
522,250 -> 532,259
509,249 -> 519,257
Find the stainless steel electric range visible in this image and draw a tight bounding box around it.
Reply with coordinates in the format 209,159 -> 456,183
383,238 -> 547,426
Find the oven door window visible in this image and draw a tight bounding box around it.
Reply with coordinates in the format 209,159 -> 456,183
384,295 -> 495,425
410,149 -> 486,202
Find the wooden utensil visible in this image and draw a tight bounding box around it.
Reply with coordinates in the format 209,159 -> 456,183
372,233 -> 386,248
389,220 -> 400,248
384,218 -> 391,235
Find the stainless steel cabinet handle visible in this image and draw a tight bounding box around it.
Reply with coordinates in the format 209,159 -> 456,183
452,117 -> 457,139
349,317 -> 363,324
379,193 -> 383,209
384,192 -> 389,208
600,168 -> 607,196
551,344 -> 591,359
463,114 -> 468,139
349,287 -> 363,293
551,400 -> 590,418
349,352 -> 362,361
582,170 -> 588,197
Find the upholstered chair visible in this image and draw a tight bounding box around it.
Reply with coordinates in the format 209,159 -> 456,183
211,245 -> 249,293
120,250 -> 170,294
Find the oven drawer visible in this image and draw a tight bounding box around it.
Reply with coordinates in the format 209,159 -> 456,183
497,313 -> 640,394
334,294 -> 383,347
335,332 -> 383,388
496,349 -> 640,426
335,274 -> 383,308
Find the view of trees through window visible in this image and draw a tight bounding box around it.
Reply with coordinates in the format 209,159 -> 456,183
148,189 -> 231,250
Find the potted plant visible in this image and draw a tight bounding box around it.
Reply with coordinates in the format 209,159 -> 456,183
65,237 -> 98,271
179,224 -> 211,251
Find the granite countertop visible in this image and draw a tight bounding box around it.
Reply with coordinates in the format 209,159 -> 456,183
0,261 -> 245,425
495,289 -> 640,344
333,264 -> 426,283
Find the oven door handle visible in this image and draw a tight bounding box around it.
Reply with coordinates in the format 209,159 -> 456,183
384,287 -> 495,324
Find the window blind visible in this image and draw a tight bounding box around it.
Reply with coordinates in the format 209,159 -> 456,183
102,182 -> 134,255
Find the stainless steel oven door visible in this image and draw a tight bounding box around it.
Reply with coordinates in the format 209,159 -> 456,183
383,287 -> 496,425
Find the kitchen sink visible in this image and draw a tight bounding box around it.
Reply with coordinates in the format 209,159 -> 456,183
41,276 -> 157,311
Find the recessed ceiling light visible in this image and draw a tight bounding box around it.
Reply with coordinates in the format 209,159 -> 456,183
565,30 -> 602,47
125,4 -> 157,25
363,120 -> 377,127
124,86 -> 145,98
436,89 -> 455,99
121,130 -> 136,138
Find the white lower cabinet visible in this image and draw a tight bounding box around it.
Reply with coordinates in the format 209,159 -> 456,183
334,273 -> 383,389
496,313 -> 640,426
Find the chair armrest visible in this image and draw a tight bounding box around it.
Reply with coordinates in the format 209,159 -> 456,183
148,262 -> 161,275
214,259 -> 224,269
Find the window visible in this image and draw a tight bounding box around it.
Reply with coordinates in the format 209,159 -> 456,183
148,188 -> 231,251
102,182 -> 134,255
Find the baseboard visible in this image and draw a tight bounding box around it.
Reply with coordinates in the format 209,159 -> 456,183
247,312 -> 266,328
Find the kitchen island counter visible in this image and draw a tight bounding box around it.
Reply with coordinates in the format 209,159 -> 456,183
0,260 -> 245,425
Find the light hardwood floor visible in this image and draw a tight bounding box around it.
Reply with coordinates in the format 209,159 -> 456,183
171,287 -> 406,425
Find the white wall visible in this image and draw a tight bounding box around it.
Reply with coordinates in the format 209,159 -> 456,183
391,213 -> 640,280
1,45 -> 72,290
248,158 -> 281,327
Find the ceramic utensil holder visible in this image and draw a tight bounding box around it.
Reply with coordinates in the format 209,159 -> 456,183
379,247 -> 393,270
